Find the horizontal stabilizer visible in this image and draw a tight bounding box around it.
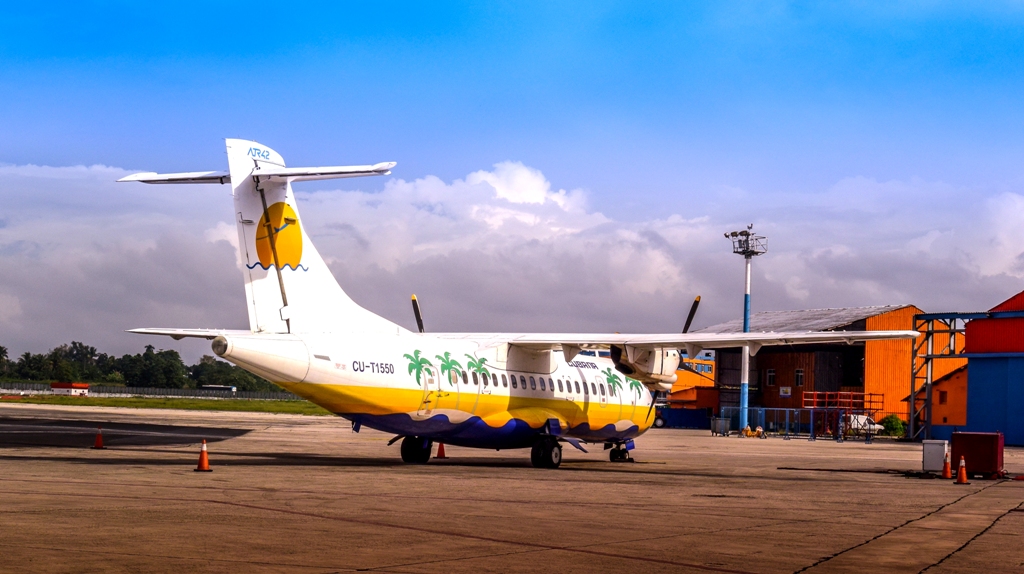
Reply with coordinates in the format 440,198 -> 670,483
251,162 -> 396,182
117,171 -> 231,184
128,328 -> 253,340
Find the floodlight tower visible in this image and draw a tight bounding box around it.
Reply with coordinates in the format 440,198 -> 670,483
725,225 -> 767,432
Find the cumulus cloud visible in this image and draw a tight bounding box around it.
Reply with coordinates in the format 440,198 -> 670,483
0,160 -> 1022,362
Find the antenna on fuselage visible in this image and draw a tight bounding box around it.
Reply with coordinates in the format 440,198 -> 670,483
411,294 -> 425,333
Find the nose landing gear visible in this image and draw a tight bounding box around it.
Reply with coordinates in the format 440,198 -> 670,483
400,436 -> 433,464
608,442 -> 634,463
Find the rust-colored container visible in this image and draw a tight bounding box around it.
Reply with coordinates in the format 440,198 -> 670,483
951,432 -> 1005,479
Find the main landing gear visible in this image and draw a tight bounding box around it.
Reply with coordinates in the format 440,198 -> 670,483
608,443 -> 633,463
400,436 -> 433,464
530,438 -> 562,469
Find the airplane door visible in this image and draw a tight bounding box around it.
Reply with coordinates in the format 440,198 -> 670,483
418,367 -> 440,417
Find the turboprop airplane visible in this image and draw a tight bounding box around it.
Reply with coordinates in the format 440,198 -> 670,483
119,139 -> 919,469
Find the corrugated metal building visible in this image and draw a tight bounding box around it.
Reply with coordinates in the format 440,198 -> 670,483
958,292 -> 1024,445
700,305 -> 965,419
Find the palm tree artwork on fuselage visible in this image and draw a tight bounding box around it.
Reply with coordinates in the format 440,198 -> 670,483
403,350 -> 432,387
435,352 -> 463,387
602,367 -> 625,420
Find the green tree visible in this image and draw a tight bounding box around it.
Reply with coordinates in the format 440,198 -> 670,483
435,351 -> 462,386
116,345 -> 190,388
0,345 -> 8,378
403,350 -> 432,387
189,355 -> 280,392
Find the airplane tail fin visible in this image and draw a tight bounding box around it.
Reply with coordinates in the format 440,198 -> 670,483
222,139 -> 404,335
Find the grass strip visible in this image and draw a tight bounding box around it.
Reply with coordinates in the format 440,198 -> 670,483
4,394 -> 333,416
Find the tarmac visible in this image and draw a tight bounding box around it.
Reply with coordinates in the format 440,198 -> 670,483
1,403 -> 1023,574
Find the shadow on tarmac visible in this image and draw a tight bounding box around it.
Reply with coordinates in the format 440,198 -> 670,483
0,416 -> 250,448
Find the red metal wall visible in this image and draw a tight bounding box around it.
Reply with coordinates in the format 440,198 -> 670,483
966,318 -> 1024,353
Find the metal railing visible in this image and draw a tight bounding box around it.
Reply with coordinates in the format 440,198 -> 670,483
718,406 -> 902,441
0,381 -> 301,401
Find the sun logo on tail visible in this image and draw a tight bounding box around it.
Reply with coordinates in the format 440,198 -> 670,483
254,202 -> 304,270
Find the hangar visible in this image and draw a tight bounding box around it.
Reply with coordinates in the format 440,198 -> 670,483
697,305 -> 966,422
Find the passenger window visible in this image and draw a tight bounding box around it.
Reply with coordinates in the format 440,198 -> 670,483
481,372 -> 487,386
574,381 -> 581,394
600,384 -> 606,396
511,375 -> 517,389
609,385 -> 615,397
520,375 -> 526,389
540,378 -> 545,391
472,372 -> 479,385
529,376 -> 536,390
557,380 -> 564,392
591,383 -> 597,395
492,374 -> 498,386
462,371 -> 468,385
501,374 -> 508,387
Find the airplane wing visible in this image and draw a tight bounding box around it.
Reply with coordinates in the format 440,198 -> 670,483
127,328 -> 253,340
431,330 -> 919,359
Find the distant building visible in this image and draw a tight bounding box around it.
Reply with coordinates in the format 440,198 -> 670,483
698,305 -> 966,419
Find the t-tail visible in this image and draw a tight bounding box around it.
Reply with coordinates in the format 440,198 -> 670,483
119,139 -> 405,336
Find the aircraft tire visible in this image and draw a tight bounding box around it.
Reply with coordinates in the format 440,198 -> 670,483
531,439 -> 561,469
653,417 -> 666,428
530,442 -> 545,468
400,436 -> 432,464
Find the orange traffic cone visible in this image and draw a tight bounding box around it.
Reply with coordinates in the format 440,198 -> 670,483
91,425 -> 106,450
941,451 -> 952,479
194,440 -> 212,472
435,442 -> 448,459
954,456 -> 970,485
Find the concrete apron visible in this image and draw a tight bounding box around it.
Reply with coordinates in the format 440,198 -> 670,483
802,481 -> 1024,573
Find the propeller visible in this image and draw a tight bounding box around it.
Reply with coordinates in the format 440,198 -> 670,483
682,295 -> 700,334
411,294 -> 425,333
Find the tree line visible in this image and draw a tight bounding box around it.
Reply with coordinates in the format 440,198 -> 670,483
0,341 -> 280,392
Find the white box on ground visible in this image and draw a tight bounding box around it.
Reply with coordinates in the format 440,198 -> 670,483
922,440 -> 948,472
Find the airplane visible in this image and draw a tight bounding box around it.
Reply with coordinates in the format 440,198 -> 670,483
119,139 -> 919,469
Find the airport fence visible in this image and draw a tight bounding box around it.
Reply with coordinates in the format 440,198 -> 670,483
717,406 -> 907,441
0,381 -> 302,401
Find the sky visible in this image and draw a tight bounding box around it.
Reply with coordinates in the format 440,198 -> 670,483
2,2 -> 1024,362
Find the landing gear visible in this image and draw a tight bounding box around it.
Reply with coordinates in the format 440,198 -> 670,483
400,436 -> 433,464
653,416 -> 666,428
609,444 -> 633,463
530,438 -> 562,469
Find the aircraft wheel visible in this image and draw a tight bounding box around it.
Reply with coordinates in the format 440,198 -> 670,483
400,436 -> 432,464
610,448 -> 622,462
653,417 -> 666,428
530,442 -> 545,468
531,439 -> 562,469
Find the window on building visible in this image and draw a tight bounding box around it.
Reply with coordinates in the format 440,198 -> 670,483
502,374 -> 508,387
557,379 -> 564,392
795,369 -> 804,387
939,390 -> 948,405
765,369 -> 776,386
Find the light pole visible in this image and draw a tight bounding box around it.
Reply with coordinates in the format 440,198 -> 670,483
725,225 -> 767,432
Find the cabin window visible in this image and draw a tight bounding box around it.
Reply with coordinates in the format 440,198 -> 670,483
472,372 -> 479,385
939,390 -> 948,405
492,374 -> 498,386
501,374 -> 508,387
511,375 -> 517,389
481,372 -> 487,386
599,384 -> 606,396
529,376 -> 536,390
539,378 -> 546,391
765,369 -> 776,386
591,383 -> 597,395
462,371 -> 469,385
520,375 -> 526,389
795,369 -> 804,387
574,381 -> 581,394
557,379 -> 564,392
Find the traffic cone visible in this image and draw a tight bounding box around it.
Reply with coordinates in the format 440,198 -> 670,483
954,456 -> 970,485
435,442 -> 448,459
194,440 -> 212,472
941,451 -> 952,479
91,425 -> 106,450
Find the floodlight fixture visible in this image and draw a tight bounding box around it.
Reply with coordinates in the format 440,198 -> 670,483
725,224 -> 768,432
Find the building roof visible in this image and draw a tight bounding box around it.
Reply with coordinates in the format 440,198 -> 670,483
695,305 -> 911,334
990,290 -> 1024,313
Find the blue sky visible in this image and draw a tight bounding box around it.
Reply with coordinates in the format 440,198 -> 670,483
2,2 -> 1024,358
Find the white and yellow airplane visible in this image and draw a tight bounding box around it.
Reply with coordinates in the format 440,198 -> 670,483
119,139 -> 918,468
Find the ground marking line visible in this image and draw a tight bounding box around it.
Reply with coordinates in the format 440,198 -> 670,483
918,498 -> 1024,573
792,480 -> 1004,573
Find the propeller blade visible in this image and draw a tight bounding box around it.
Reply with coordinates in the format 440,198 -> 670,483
411,294 -> 425,333
682,295 -> 701,334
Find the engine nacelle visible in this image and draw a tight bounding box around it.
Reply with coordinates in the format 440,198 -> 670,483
610,345 -> 679,392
